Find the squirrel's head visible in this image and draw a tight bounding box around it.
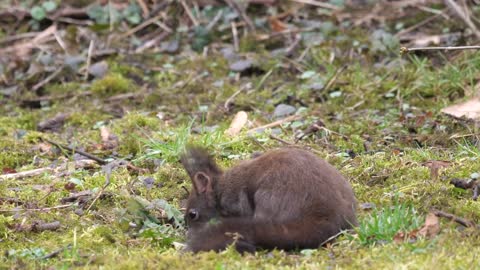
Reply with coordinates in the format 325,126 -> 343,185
181,146 -> 222,228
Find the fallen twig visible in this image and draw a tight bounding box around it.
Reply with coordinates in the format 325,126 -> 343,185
225,0 -> 255,32
0,160 -> 97,181
224,84 -> 251,111
444,0 -> 480,39
269,134 -> 293,145
42,244 -> 72,260
247,114 -> 301,134
32,67 -> 64,92
118,14 -> 171,40
43,138 -> 107,164
60,191 -> 93,204
433,210 -> 476,228
324,65 -> 347,92
291,0 -> 341,10
84,40 -> 94,80
0,168 -> 52,181
15,220 -> 61,232
180,0 -> 199,27
85,161 -> 124,213
401,45 -> 480,54
0,204 -> 74,213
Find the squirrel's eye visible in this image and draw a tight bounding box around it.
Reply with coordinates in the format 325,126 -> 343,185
188,209 -> 199,220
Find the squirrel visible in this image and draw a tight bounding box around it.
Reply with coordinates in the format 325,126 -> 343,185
180,146 -> 357,253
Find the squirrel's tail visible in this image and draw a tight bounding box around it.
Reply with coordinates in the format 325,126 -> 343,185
186,215 -> 353,253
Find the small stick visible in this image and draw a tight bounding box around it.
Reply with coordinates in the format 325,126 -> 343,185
0,204 -> 73,213
84,40 -> 94,80
53,30 -> 68,53
247,115 -> 301,134
136,0 -> 149,17
223,83 -> 251,111
109,0 -> 114,32
444,0 -> 480,39
395,13 -> 443,37
401,45 -> 480,54
225,0 -> 255,32
269,134 -> 293,145
206,10 -> 223,31
180,0 -> 199,27
231,21 -> 239,52
291,0 -> 341,10
42,244 -> 72,260
0,168 -> 52,181
32,67 -> 63,92
118,14 -> 170,40
320,229 -> 353,246
324,65 -> 347,92
0,160 -> 97,182
433,210 -> 476,227
44,138 -> 107,164
0,32 -> 40,45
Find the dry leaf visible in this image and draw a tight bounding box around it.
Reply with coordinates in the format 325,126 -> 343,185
417,212 -> 440,238
269,18 -> 288,32
393,229 -> 419,243
225,111 -> 248,137
441,98 -> 480,120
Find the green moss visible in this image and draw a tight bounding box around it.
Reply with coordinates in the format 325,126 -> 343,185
91,73 -> 134,97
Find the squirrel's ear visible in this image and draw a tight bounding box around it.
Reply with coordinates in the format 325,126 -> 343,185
192,171 -> 212,194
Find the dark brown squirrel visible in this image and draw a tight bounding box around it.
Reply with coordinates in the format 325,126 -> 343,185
180,146 -> 357,253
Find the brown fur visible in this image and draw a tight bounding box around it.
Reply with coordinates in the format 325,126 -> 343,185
181,146 -> 357,253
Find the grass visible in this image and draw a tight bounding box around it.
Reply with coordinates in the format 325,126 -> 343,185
356,202 -> 423,246
3,17 -> 480,270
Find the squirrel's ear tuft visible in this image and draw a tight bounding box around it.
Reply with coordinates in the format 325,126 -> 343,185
180,146 -> 222,180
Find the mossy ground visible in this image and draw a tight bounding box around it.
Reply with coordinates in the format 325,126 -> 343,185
2,26 -> 480,270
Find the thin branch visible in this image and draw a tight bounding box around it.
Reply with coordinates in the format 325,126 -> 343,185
324,65 -> 347,92
231,21 -> 239,52
0,204 -> 74,213
43,138 -> 107,164
247,114 -> 302,134
224,84 -> 250,111
444,0 -> 480,39
433,210 -> 476,227
225,0 -> 255,32
401,45 -> 480,54
84,40 -> 94,80
118,14 -> 171,40
180,0 -> 199,27
32,67 -> 64,92
290,0 -> 341,10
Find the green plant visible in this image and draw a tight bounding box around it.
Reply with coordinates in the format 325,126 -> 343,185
31,1 -> 57,21
87,2 -> 142,25
355,203 -> 423,246
139,120 -> 194,163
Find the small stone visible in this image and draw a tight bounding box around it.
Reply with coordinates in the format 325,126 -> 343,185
88,61 -> 109,78
221,46 -> 238,61
143,177 -> 155,190
273,104 -> 296,118
160,40 -> 180,53
229,59 -> 253,72
360,202 -> 376,210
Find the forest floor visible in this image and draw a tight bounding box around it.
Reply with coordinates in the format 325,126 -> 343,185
1,1 -> 480,269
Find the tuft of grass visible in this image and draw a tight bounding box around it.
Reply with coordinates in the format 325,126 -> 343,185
91,73 -> 133,97
356,202 -> 423,246
139,120 -> 193,163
